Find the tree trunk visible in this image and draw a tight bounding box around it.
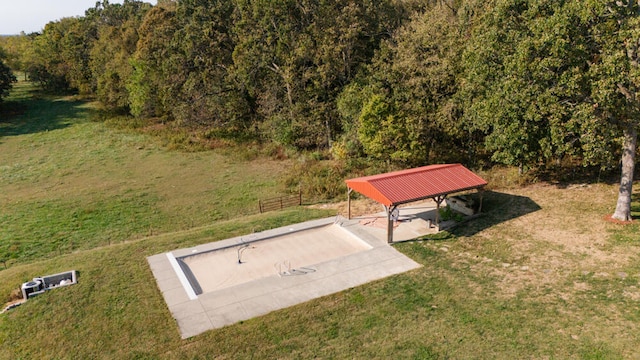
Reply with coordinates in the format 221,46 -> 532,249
612,124 -> 637,221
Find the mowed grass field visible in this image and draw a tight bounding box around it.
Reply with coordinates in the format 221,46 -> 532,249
0,81 -> 310,265
2,81 -> 640,359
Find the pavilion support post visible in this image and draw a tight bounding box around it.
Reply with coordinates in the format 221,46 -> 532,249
434,195 -> 446,227
347,188 -> 353,220
386,205 -> 397,244
477,188 -> 485,214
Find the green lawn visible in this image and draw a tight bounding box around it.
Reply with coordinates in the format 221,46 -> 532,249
2,82 -> 640,359
0,81 -> 297,264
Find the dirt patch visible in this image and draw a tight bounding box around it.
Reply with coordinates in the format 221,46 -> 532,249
1,288 -> 25,314
437,183 -> 640,302
604,214 -> 634,225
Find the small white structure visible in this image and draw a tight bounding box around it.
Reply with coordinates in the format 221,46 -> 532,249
21,270 -> 77,300
445,195 -> 476,216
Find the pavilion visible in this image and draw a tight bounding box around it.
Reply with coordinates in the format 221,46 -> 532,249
345,164 -> 488,243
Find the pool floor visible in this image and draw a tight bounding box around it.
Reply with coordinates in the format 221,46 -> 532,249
181,224 -> 371,294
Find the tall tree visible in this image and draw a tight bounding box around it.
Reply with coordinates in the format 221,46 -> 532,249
460,0 -> 566,172
0,35 -> 29,76
0,47 -> 17,103
58,14 -> 100,94
164,0 -> 240,129
232,0 -> 316,146
128,5 -> 178,118
232,0 -> 403,149
89,0 -> 151,110
459,0 -> 640,219
585,1 -> 640,221
337,1 -> 468,165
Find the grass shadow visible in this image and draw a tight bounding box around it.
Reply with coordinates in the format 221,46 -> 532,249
449,190 -> 542,237
0,98 -> 85,138
630,192 -> 640,220
400,230 -> 456,244
0,83 -> 87,139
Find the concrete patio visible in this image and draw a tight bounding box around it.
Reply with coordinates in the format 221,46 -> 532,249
147,207 -> 438,338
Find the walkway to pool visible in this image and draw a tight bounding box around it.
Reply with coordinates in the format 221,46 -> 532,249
147,204 -> 435,339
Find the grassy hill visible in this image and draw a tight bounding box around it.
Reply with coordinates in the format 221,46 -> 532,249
0,81 -> 307,265
2,81 -> 640,359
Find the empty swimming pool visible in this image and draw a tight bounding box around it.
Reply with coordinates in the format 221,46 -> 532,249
148,216 -> 422,337
172,222 -> 372,296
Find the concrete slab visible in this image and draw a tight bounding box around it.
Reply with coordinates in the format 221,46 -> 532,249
147,216 -> 423,339
162,287 -> 191,307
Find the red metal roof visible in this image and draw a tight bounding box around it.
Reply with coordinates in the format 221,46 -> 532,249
345,164 -> 487,207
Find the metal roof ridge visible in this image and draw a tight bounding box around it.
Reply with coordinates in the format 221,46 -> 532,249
350,163 -> 460,182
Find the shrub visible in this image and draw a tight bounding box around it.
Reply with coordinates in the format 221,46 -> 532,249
439,205 -> 464,222
285,159 -> 349,201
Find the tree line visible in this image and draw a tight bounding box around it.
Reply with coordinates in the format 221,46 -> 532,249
1,0 -> 639,220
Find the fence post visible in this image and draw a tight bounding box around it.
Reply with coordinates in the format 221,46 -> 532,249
298,189 -> 302,205
259,200 -> 263,213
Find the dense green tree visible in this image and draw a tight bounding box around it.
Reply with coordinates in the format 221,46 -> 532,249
18,0 -> 411,147
460,0 -> 565,171
356,93 -> 410,162
128,5 -> 178,118
22,1 -> 149,102
582,0 -> 640,221
25,19 -> 77,92
459,0 -> 619,172
333,78 -> 373,159
231,0 -> 313,145
166,0 -> 240,129
0,35 -> 30,76
0,47 -> 17,103
57,15 -> 100,94
23,14 -> 95,94
90,0 -> 151,110
459,0 -> 640,219
20,0 -> 640,218
337,1 -> 469,165
232,0 -> 404,148
21,10 -> 100,95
